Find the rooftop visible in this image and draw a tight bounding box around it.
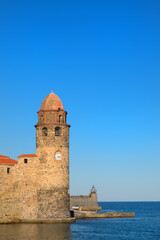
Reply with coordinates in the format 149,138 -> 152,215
0,155 -> 18,165
18,154 -> 37,158
40,91 -> 64,111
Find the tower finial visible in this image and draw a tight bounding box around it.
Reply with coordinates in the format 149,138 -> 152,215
51,89 -> 53,93
91,185 -> 96,193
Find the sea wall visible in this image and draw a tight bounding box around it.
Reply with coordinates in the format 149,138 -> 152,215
70,192 -> 101,211
74,210 -> 135,219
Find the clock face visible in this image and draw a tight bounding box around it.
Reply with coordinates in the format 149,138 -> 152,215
55,152 -> 61,160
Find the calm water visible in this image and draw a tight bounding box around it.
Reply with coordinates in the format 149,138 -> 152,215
0,202 -> 160,240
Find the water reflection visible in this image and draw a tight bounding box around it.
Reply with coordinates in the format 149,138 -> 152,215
0,223 -> 72,240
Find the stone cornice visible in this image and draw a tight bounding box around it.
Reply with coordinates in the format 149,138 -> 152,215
34,123 -> 71,128
37,110 -> 67,114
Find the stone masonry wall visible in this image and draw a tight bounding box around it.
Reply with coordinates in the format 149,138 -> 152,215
16,156 -> 39,221
36,124 -> 70,220
0,164 -> 20,223
0,123 -> 71,222
0,143 -> 70,223
0,156 -> 39,223
70,192 -> 100,210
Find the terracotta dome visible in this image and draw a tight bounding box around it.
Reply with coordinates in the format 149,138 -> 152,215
40,91 -> 64,111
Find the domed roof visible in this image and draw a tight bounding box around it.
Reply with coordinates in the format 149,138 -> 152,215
40,91 -> 64,111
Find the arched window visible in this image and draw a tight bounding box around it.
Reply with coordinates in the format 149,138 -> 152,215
42,127 -> 47,136
59,115 -> 62,123
55,127 -> 60,136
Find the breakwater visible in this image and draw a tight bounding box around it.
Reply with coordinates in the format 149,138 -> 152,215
74,210 -> 135,219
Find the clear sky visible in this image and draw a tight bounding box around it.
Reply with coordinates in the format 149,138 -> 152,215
0,0 -> 160,201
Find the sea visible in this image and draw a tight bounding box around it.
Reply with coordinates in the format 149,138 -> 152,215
0,202 -> 160,240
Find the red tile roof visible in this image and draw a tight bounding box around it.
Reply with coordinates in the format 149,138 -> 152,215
18,154 -> 37,158
0,155 -> 10,159
0,155 -> 18,165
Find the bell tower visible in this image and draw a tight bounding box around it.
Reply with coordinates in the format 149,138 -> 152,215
35,90 -> 71,220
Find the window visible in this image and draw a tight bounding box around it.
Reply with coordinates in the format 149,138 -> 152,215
42,127 -> 47,136
40,115 -> 43,122
39,114 -> 44,124
59,115 -> 62,123
55,127 -> 60,136
7,168 -> 10,174
24,159 -> 28,163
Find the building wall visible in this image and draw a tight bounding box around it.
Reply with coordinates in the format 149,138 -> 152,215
0,156 -> 39,223
17,156 -> 39,221
0,143 -> 70,223
0,164 -> 20,223
0,129 -> 71,221
70,192 -> 101,211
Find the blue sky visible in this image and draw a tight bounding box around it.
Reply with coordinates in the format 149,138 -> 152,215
0,0 -> 160,201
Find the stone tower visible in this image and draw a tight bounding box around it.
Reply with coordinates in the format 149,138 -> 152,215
35,90 -> 71,220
